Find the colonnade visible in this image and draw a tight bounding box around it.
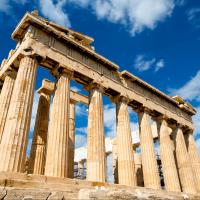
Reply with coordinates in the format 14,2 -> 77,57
0,54 -> 199,195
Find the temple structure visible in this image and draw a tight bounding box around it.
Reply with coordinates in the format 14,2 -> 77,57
0,11 -> 199,199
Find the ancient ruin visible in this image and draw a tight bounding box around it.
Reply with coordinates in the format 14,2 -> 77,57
0,11 -> 200,199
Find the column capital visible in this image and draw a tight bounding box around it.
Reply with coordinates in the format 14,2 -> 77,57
111,95 -> 130,104
155,114 -> 169,123
85,81 -> 105,93
37,79 -> 55,95
51,64 -> 74,78
20,48 -> 40,61
135,106 -> 152,115
4,69 -> 17,79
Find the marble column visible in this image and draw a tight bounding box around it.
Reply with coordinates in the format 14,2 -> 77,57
116,97 -> 136,186
87,84 -> 106,182
184,131 -> 200,192
157,118 -> 181,192
0,55 -> 38,172
45,69 -> 72,178
138,108 -> 160,189
67,100 -> 76,178
28,80 -> 54,175
174,126 -> 197,194
134,153 -> 144,187
112,138 -> 118,184
0,70 -> 16,142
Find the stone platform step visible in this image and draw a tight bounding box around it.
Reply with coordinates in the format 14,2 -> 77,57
0,172 -> 199,200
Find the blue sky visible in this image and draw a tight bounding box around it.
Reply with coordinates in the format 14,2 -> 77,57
1,0 -> 200,166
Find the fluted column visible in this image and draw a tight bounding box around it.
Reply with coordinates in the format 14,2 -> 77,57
138,108 -> 160,189
87,83 -> 106,182
0,55 -> 38,172
28,80 -> 54,175
184,131 -> 200,192
174,126 -> 197,194
45,68 -> 72,178
112,138 -> 118,184
116,96 -> 136,186
157,117 -> 181,192
68,100 -> 76,178
0,70 -> 16,142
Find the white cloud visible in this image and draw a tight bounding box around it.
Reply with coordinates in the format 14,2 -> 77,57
169,70 -> 200,102
76,104 -> 88,116
0,0 -> 27,14
155,59 -> 165,72
29,92 -> 40,133
186,8 -> 200,29
104,103 -> 116,138
75,134 -> 87,148
196,137 -> 200,155
71,86 -> 81,92
193,107 -> 200,135
134,55 -> 165,72
67,0 -> 175,35
187,8 -> 200,21
39,0 -> 71,27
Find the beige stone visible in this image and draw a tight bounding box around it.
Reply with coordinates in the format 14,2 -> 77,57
134,153 -> 144,187
184,131 -> 200,192
157,118 -> 181,192
87,84 -> 106,182
138,109 -> 161,190
173,126 -> 197,194
0,70 -> 16,142
67,100 -> 76,178
28,79 -> 54,175
45,69 -> 71,178
116,97 -> 136,187
0,55 -> 38,172
112,139 -> 118,184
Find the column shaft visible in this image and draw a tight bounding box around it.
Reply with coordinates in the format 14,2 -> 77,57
138,110 -> 160,189
68,101 -> 76,178
158,119 -> 181,192
174,127 -> 197,194
185,132 -> 200,192
28,82 -> 53,175
45,71 -> 71,177
87,85 -> 106,182
0,56 -> 37,172
112,139 -> 118,184
0,71 -> 16,142
116,98 -> 136,186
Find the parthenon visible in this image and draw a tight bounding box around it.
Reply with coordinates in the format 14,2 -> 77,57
0,11 -> 200,199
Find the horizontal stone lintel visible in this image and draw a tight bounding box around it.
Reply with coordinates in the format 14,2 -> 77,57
0,36 -> 194,129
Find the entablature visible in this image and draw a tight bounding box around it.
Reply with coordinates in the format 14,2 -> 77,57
0,12 -> 195,130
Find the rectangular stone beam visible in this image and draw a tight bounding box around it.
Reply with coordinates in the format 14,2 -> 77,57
70,90 -> 88,105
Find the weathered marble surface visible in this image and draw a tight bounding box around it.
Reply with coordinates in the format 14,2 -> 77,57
0,172 -> 199,200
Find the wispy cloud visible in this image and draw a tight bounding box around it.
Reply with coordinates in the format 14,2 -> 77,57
169,70 -> 200,102
134,55 -> 165,72
0,0 -> 27,14
186,8 -> 200,29
155,59 -> 165,72
38,0 -> 71,27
